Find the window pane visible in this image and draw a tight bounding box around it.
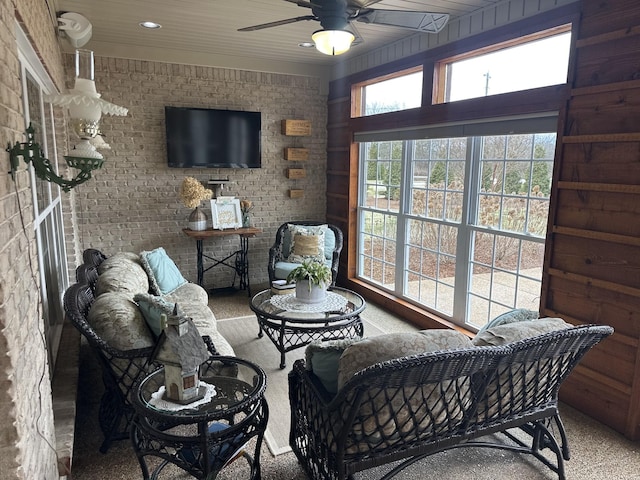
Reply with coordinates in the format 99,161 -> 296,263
358,128 -> 554,330
446,31 -> 571,102
361,71 -> 423,116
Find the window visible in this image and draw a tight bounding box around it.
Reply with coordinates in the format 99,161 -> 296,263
357,121 -> 555,330
353,67 -> 423,117
434,26 -> 571,103
17,26 -> 69,370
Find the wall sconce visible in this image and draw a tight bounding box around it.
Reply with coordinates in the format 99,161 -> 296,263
6,49 -> 128,192
7,123 -> 102,192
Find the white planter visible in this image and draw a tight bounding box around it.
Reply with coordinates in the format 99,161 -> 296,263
295,280 -> 327,304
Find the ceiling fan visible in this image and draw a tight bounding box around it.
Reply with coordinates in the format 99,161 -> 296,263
238,0 -> 450,56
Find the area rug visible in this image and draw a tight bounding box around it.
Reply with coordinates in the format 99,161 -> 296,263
216,315 -> 386,456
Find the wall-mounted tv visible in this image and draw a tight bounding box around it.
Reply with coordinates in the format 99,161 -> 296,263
165,106 -> 262,169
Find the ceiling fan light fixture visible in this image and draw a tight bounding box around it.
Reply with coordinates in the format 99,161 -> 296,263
312,29 -> 355,56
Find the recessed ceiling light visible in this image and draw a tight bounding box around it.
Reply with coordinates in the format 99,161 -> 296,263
139,21 -> 161,29
298,42 -> 315,48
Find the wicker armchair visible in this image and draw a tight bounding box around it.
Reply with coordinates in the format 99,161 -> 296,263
289,324 -> 613,480
268,221 -> 343,286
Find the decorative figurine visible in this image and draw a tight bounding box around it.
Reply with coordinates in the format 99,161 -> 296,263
150,304 -> 210,404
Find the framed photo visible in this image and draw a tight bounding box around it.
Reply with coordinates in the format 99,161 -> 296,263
211,197 -> 242,229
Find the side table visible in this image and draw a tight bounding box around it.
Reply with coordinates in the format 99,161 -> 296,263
182,227 -> 261,295
130,356 -> 268,480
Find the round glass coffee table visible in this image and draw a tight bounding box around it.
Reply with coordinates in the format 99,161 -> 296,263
130,356 -> 268,480
250,287 -> 365,369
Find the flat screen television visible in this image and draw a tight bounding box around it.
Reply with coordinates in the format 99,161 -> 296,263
165,106 -> 261,168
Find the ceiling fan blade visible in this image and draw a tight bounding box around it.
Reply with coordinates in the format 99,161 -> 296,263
346,22 -> 364,47
355,10 -> 450,34
238,15 -> 317,32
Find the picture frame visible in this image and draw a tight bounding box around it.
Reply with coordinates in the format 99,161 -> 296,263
211,197 -> 242,230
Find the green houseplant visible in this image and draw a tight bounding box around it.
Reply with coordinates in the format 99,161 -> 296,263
286,260 -> 332,304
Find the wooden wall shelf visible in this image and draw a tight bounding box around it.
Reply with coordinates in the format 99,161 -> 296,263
288,189 -> 304,198
286,168 -> 306,179
284,148 -> 308,161
282,119 -> 311,136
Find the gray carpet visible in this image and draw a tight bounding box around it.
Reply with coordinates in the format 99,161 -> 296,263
216,315 -> 386,455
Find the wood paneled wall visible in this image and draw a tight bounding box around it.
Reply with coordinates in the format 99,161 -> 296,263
541,0 -> 640,440
327,1 -> 640,440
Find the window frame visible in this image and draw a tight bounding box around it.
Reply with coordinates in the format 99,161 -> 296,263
432,24 -> 572,104
16,23 -> 69,371
351,65 -> 424,118
356,124 -> 556,330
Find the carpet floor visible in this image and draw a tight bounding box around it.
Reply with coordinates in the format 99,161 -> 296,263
68,290 -> 640,479
216,315 -> 386,455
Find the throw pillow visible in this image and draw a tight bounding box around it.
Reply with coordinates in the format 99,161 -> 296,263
287,224 -> 326,263
472,317 -> 571,346
476,308 -> 539,335
140,247 -> 188,295
305,338 -> 363,394
337,330 -> 473,391
134,293 -> 176,338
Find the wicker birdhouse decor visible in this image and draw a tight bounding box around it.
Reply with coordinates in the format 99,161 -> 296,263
150,304 -> 210,404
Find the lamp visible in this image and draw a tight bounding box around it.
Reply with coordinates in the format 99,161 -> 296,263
47,49 -> 128,163
8,50 -> 127,191
312,29 -> 355,55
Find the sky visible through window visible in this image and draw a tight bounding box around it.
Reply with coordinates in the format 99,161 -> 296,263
363,31 -> 571,112
448,32 -> 571,101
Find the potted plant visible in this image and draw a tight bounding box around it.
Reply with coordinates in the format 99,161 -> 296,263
286,260 -> 332,304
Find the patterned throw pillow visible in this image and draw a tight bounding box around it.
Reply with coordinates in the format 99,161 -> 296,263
472,317 -> 571,346
337,330 -> 473,390
287,224 -> 326,263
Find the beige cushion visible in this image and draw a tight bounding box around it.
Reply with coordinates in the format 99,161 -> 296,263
95,261 -> 150,299
472,317 -> 572,346
335,330 -> 474,454
287,224 -> 326,263
97,252 -> 142,274
338,330 -> 473,390
164,282 -> 210,306
473,317 -> 573,423
87,292 -> 155,351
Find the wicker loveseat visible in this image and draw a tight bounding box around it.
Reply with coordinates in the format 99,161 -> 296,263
288,320 -> 613,480
64,248 -> 234,453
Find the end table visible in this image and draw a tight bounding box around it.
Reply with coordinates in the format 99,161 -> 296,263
130,356 -> 268,479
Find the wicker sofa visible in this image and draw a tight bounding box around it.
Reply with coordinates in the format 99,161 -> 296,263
64,247 -> 234,452
288,319 -> 613,480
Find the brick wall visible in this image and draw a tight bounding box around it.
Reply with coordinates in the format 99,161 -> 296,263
0,0 -> 64,479
68,55 -> 328,289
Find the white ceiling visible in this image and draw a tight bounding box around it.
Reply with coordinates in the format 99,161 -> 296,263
53,0 -> 503,77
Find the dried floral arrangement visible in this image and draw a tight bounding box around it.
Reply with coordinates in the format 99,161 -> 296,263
240,199 -> 253,213
179,177 -> 213,209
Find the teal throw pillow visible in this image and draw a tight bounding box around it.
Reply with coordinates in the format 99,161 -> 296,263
305,338 -> 361,394
140,247 -> 187,295
134,292 -> 175,338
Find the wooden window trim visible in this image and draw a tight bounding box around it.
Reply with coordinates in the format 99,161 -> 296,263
433,24 -> 572,104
